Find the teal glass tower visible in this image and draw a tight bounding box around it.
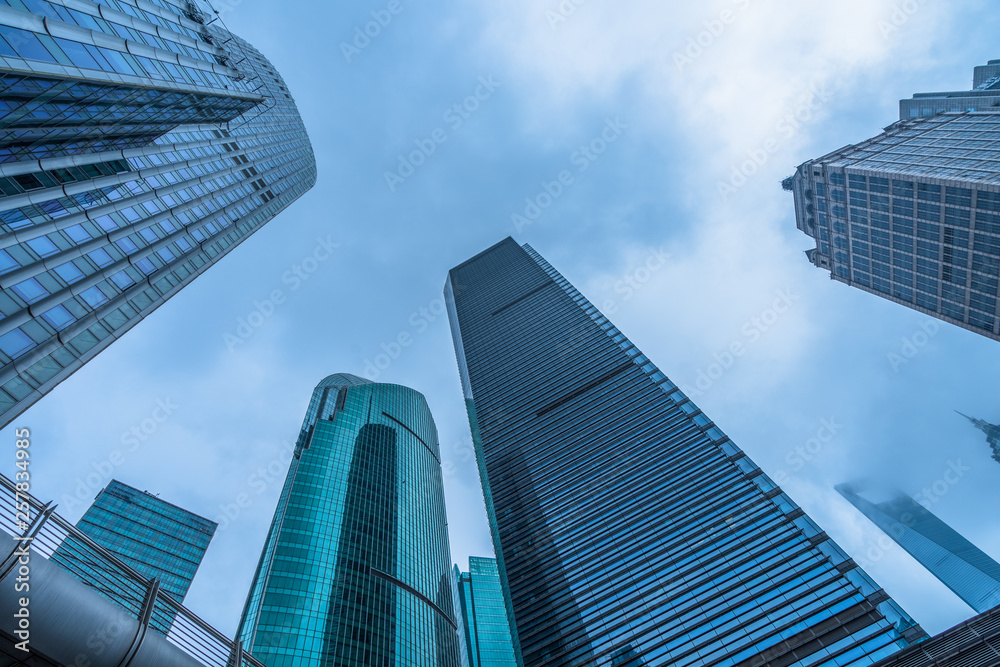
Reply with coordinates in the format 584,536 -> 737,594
446,239 -> 927,667
0,0 -> 316,427
237,374 -> 461,667
455,557 -> 518,667
837,480 -> 1000,614
51,478 -> 216,604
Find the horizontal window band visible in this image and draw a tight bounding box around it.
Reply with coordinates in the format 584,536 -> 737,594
491,280 -> 554,317
369,566 -> 457,630
536,361 -> 634,417
381,411 -> 439,464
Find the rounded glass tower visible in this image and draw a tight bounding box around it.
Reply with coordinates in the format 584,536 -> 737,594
238,374 -> 460,666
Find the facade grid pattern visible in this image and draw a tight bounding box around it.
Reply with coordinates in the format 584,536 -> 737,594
789,111 -> 1000,341
0,0 -> 317,427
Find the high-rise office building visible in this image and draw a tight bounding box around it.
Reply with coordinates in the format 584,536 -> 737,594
900,60 -> 1000,120
869,604 -> 1000,667
837,480 -> 1000,614
52,479 -> 216,602
238,374 -> 461,666
445,238 -> 927,667
785,62 -> 1000,342
0,0 -> 317,427
455,557 -> 518,667
957,411 -> 1000,464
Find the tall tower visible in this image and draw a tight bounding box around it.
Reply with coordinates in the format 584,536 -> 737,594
445,238 -> 927,667
0,0 -> 317,426
455,557 -> 518,667
785,60 -> 1000,343
52,478 -> 216,603
837,480 -> 1000,614
957,411 -> 1000,464
237,374 -> 461,667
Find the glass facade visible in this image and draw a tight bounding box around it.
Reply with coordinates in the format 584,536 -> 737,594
445,238 -> 927,667
787,65 -> 1000,343
50,478 -> 216,631
237,373 -> 461,667
837,480 -> 1000,614
0,0 -> 317,427
456,557 -> 518,667
869,604 -> 1000,667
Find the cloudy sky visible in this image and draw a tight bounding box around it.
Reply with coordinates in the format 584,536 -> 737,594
8,0 -> 1000,642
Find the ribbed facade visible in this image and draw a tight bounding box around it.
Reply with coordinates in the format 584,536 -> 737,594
0,0 -> 316,426
456,557 -> 518,667
237,374 -> 461,667
445,238 -> 927,667
837,481 -> 1000,614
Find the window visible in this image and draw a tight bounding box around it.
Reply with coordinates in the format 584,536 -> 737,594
27,236 -> 59,258
80,286 -> 108,308
135,258 -> 156,275
41,305 -> 74,331
12,278 -> 48,304
111,271 -> 135,290
917,183 -> 941,202
54,262 -> 84,284
116,238 -> 138,254
0,249 -> 19,274
65,224 -> 91,243
88,248 -> 113,267
0,329 -> 35,359
94,215 -> 118,232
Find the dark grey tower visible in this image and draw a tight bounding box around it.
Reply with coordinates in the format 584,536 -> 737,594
0,0 -> 316,426
445,238 -> 927,667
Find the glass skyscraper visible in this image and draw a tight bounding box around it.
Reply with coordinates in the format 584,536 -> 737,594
445,238 -> 927,667
52,478 -> 216,602
957,411 -> 1000,464
785,62 -> 1000,342
0,0 -> 316,426
455,557 -> 518,667
837,480 -> 1000,614
237,373 -> 461,667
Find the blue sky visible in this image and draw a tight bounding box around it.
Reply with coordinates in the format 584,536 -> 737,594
7,0 -> 1000,642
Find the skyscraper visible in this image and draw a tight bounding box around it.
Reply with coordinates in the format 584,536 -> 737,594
957,411 -> 1000,464
0,0 -> 317,427
837,480 -> 1000,614
237,374 -> 461,666
785,62 -> 1000,342
900,60 -> 1000,120
445,238 -> 927,667
455,557 -> 518,667
869,604 -> 1000,667
52,479 -> 216,602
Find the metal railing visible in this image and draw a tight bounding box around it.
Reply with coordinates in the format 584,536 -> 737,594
0,473 -> 264,667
